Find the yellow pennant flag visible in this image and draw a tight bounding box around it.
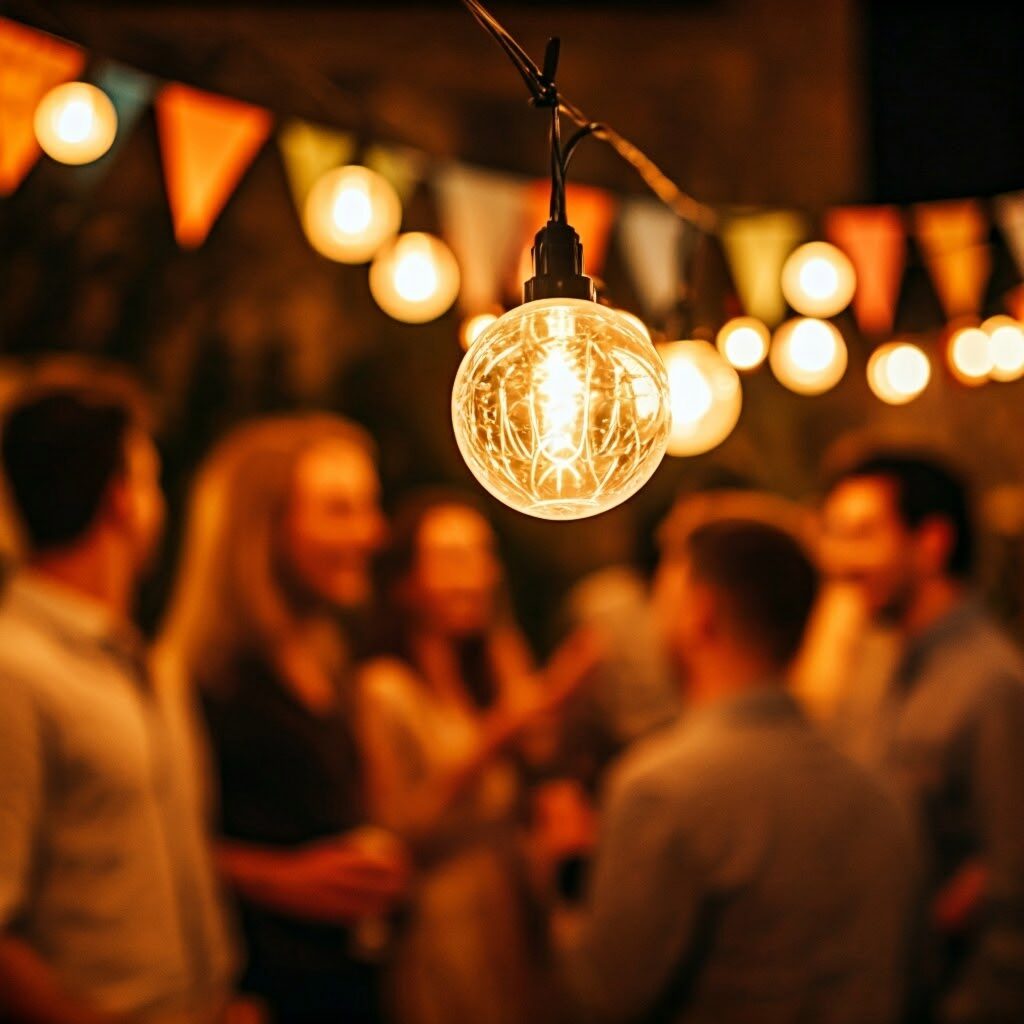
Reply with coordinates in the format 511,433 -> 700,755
912,199 -> 991,320
277,119 -> 354,214
0,17 -> 84,195
720,209 -> 807,326
155,82 -> 272,248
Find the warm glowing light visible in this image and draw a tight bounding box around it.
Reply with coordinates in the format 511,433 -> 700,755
34,82 -> 117,165
615,310 -> 651,341
770,318 -> 848,395
781,242 -> 856,318
659,339 -> 742,456
370,233 -> 460,323
948,327 -> 992,385
303,165 -> 402,263
867,342 -> 931,404
451,298 -> 670,520
716,317 -> 770,371
982,316 -> 1024,382
460,313 -> 499,351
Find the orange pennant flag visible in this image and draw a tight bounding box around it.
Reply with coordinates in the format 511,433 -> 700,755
826,206 -> 906,336
0,18 -> 84,195
522,181 -> 618,280
155,83 -> 272,248
911,199 -> 991,320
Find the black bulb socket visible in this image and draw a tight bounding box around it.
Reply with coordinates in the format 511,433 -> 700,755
523,220 -> 596,303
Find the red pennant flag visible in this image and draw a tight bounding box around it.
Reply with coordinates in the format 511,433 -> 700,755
0,18 -> 84,195
911,199 -> 991,320
826,206 -> 906,336
155,83 -> 272,248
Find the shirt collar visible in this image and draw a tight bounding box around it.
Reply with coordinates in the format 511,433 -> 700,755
895,595 -> 984,689
3,570 -> 144,656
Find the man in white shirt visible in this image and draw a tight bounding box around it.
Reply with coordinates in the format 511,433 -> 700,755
0,380 -> 237,1023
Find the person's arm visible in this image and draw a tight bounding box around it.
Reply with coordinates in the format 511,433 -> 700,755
558,767 -> 704,1023
942,674 -> 1024,1023
215,835 -> 408,925
0,675 -> 118,1024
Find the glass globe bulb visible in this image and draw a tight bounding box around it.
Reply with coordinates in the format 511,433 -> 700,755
781,241 -> 856,318
867,341 -> 931,404
452,299 -> 670,520
370,232 -> 460,323
660,339 -> 742,456
770,318 -> 848,395
34,82 -> 117,165
303,165 -> 401,264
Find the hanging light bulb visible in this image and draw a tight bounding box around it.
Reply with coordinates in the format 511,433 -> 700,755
947,326 -> 992,386
867,341 -> 931,404
34,82 -> 117,165
660,339 -> 742,455
453,220 -> 670,520
303,165 -> 402,263
370,232 -> 460,323
716,316 -> 770,371
770,317 -> 848,395
781,241 -> 856,319
982,316 -> 1024,382
460,312 -> 500,351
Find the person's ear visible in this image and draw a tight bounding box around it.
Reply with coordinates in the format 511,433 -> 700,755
916,516 -> 955,578
100,471 -> 133,533
688,580 -> 720,645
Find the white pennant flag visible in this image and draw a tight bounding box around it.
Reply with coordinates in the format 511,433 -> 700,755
617,198 -> 685,322
995,192 -> 1024,278
435,162 -> 529,314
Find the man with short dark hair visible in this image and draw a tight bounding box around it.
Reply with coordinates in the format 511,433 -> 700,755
822,452 -> 1024,1022
0,381 -> 236,1023
561,516 -> 917,1024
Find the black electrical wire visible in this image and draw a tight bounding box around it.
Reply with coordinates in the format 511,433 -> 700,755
460,0 -> 717,232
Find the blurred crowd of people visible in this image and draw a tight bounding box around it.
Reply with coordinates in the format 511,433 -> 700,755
0,359 -> 1023,1024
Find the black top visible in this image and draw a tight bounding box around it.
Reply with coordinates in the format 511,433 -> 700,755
200,654 -> 376,1021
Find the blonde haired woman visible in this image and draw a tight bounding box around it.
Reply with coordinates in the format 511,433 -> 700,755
158,414 -> 408,1024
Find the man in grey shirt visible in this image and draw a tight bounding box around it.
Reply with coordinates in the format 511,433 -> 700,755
561,517 -> 918,1024
822,452 -> 1024,1022
0,379 -> 236,1023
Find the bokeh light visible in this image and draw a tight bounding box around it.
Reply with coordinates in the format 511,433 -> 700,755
660,339 -> 742,455
982,316 -> 1024,382
948,326 -> 993,386
769,317 -> 848,395
781,241 -> 856,318
34,82 -> 117,165
460,312 -> 499,351
867,341 -> 931,405
716,316 -> 770,371
303,165 -> 402,264
370,232 -> 461,323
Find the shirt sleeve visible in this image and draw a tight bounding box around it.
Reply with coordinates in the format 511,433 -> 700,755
945,673 -> 1024,1022
0,673 -> 45,929
561,766 -> 704,1023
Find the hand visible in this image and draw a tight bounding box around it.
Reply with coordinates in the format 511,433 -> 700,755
275,832 -> 410,923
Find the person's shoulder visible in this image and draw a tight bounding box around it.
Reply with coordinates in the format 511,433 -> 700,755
357,655 -> 422,711
957,610 -> 1024,693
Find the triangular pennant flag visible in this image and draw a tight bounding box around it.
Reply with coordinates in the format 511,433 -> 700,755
0,17 -> 84,195
1007,284 -> 1024,321
155,83 -> 272,248
365,143 -> 427,204
994,192 -> 1024,280
912,199 -> 991,320
826,206 -> 906,336
277,119 -> 355,214
70,61 -> 154,190
435,161 -> 529,314
521,180 -> 618,281
720,208 -> 807,326
617,197 -> 688,322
